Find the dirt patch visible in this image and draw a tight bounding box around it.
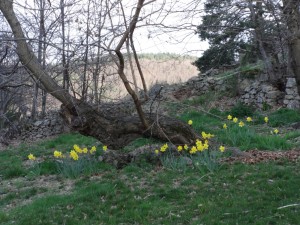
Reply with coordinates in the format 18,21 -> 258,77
222,149 -> 300,164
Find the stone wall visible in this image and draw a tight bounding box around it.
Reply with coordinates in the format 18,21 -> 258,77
283,78 -> 300,109
183,70 -> 300,109
21,111 -> 67,141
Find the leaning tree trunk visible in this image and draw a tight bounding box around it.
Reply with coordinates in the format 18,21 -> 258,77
0,0 -> 198,149
60,101 -> 198,149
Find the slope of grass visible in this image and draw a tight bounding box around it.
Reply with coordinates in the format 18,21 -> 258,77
1,106 -> 300,224
1,160 -> 299,225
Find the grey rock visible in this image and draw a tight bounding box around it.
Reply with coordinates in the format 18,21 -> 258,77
285,95 -> 294,100
33,121 -> 43,127
286,78 -> 296,88
266,91 -> 280,99
286,88 -> 295,95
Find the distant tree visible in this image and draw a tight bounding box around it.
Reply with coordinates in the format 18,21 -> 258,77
195,0 -> 285,82
194,0 -> 256,72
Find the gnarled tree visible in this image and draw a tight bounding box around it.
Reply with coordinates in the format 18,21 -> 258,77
0,0 -> 198,149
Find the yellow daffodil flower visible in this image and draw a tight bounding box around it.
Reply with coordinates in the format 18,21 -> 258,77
70,150 -> 79,160
274,129 -> 279,134
223,123 -> 227,129
90,146 -> 97,154
227,115 -> 232,120
219,146 -> 225,152
233,117 -> 238,123
246,117 -> 252,122
28,153 -> 36,161
154,149 -> 159,154
184,144 -> 189,150
73,144 -> 82,153
189,146 -> 197,154
160,143 -> 168,152
188,120 -> 193,125
239,121 -> 244,127
82,147 -> 88,154
54,150 -> 63,158
264,117 -> 269,123
177,145 -> 183,152
103,145 -> 108,151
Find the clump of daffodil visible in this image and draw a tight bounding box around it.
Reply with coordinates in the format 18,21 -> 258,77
238,121 -> 245,127
264,116 -> 269,123
188,120 -> 193,125
227,115 -> 232,120
223,123 -> 227,129
195,139 -> 209,152
160,143 -> 168,152
28,153 -> 36,161
70,150 -> 79,161
53,150 -> 64,158
90,146 -> 97,154
177,145 -> 183,152
233,117 -> 238,123
246,117 -> 252,122
103,145 -> 108,151
201,131 -> 214,139
219,145 -> 225,152
73,144 -> 83,154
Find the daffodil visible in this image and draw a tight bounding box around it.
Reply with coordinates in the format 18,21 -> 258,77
73,144 -> 82,153
223,123 -> 227,129
28,153 -> 36,161
227,115 -> 232,120
70,150 -> 79,160
219,145 -> 225,152
160,143 -> 168,152
238,121 -> 244,127
82,147 -> 88,154
154,149 -> 159,154
189,146 -> 197,154
177,145 -> 183,152
188,120 -> 193,125
246,117 -> 252,122
53,150 -> 63,158
274,129 -> 279,134
233,117 -> 238,123
90,146 -> 97,154
201,131 -> 214,139
264,116 -> 269,123
203,143 -> 209,150
103,145 -> 108,151
184,144 -> 189,150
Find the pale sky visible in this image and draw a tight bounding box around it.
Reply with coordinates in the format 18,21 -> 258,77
12,0 -> 208,57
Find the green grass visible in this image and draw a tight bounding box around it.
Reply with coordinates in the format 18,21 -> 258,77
268,108 -> 300,127
1,161 -> 299,225
1,106 -> 300,224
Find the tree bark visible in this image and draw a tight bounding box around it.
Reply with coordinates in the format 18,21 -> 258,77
60,102 -> 198,149
282,0 -> 300,95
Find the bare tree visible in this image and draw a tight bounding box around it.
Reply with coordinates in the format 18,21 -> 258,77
0,0 -> 198,149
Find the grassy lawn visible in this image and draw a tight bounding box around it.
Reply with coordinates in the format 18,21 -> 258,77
0,106 -> 300,224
